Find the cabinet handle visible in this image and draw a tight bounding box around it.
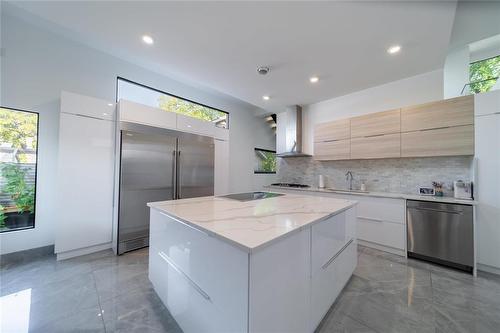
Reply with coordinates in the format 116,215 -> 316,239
419,126 -> 451,132
323,139 -> 339,143
322,238 -> 354,270
363,134 -> 385,138
358,216 -> 384,222
158,251 -> 212,302
157,211 -> 210,236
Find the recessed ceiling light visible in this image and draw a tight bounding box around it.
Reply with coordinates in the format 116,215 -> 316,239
142,35 -> 154,45
309,76 -> 319,83
387,45 -> 401,54
107,103 -> 113,106
263,95 -> 270,101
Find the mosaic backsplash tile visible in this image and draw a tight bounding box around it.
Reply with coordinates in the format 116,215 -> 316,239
276,156 -> 473,196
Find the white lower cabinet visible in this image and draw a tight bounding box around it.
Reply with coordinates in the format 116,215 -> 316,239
273,188 -> 406,255
149,209 -> 248,333
149,205 -> 358,333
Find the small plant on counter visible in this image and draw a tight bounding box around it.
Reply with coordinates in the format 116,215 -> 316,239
432,181 -> 444,197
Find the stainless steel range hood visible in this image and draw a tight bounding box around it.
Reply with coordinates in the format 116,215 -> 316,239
276,105 -> 311,157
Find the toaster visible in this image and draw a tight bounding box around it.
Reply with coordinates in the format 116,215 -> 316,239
454,180 -> 473,200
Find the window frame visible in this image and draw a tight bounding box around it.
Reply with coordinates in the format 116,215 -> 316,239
254,147 -> 277,174
467,54 -> 500,94
0,105 -> 40,233
116,77 -> 230,129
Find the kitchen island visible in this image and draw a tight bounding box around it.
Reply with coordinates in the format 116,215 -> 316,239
147,193 -> 357,333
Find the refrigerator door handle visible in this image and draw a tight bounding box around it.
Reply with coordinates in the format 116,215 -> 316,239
172,150 -> 177,199
177,150 -> 182,199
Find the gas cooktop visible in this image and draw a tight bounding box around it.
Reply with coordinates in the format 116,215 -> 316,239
271,183 -> 310,188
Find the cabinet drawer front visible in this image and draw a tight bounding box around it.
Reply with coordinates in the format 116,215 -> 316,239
401,125 -> 474,157
355,196 -> 405,224
311,240 -> 357,329
149,209 -> 248,322
314,118 -> 350,142
149,250 -> 247,333
312,210 -> 356,272
401,95 -> 474,132
357,218 -> 405,250
314,139 -> 350,160
350,109 -> 400,138
350,133 -> 400,159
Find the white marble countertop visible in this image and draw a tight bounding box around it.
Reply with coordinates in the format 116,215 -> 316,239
265,185 -> 478,205
148,193 -> 357,253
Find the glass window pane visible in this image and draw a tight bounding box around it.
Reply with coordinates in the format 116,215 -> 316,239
468,55 -> 500,94
0,107 -> 38,233
254,148 -> 276,174
117,78 -> 229,128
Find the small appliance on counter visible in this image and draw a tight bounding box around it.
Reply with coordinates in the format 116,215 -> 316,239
318,175 -> 325,188
454,180 -> 473,200
418,186 -> 435,196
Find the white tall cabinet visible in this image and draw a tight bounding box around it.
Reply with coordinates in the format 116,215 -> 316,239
55,91 -> 116,259
475,90 -> 500,274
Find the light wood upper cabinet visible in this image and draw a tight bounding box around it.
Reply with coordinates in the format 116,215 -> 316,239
314,119 -> 350,142
401,125 -> 474,157
351,133 -> 401,160
314,140 -> 350,161
350,109 -> 401,138
401,95 -> 474,132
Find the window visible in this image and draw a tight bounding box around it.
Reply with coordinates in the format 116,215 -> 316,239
117,78 -> 229,128
0,107 -> 39,233
468,55 -> 500,94
254,148 -> 276,174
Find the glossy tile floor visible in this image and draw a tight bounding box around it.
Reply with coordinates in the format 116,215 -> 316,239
1,245 -> 500,333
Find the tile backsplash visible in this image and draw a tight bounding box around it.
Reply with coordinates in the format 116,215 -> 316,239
276,156 -> 473,196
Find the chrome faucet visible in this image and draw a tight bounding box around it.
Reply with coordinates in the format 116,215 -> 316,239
345,171 -> 353,190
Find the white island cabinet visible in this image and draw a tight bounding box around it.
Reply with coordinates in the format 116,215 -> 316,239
148,193 -> 357,333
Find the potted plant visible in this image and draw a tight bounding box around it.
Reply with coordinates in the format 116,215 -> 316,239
0,204 -> 6,230
0,163 -> 35,229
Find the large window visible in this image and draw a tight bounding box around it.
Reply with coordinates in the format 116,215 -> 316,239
468,55 -> 500,94
254,148 -> 276,174
117,78 -> 229,128
0,107 -> 38,233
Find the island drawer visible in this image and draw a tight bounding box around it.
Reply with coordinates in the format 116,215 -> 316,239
311,239 -> 357,329
149,208 -> 249,332
311,207 -> 356,272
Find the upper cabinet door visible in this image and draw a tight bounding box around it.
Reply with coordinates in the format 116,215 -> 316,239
314,119 -> 350,142
176,114 -> 215,137
401,95 -> 474,132
350,109 -> 400,138
118,99 -> 177,130
61,91 -> 115,120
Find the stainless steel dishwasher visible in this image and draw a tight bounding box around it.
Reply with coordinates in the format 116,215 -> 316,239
407,200 -> 473,273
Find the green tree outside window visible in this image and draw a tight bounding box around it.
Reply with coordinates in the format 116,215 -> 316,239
469,55 -> 500,94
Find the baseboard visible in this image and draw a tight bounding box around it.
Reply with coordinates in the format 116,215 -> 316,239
477,263 -> 500,276
0,245 -> 55,267
56,242 -> 112,261
358,239 -> 406,257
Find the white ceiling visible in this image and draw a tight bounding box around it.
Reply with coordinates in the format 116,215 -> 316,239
7,1 -> 457,113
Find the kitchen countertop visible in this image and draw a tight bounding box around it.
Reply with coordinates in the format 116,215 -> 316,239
265,185 -> 478,205
148,193 -> 356,252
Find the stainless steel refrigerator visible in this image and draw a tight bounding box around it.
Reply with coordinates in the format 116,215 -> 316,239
117,122 -> 214,254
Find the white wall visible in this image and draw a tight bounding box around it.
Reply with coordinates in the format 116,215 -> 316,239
0,10 -> 275,254
302,70 -> 444,155
443,47 -> 470,99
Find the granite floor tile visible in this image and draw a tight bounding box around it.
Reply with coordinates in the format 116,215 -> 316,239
2,244 -> 500,332
100,286 -> 182,333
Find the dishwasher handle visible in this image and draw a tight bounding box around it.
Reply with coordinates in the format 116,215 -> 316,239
410,207 -> 463,215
